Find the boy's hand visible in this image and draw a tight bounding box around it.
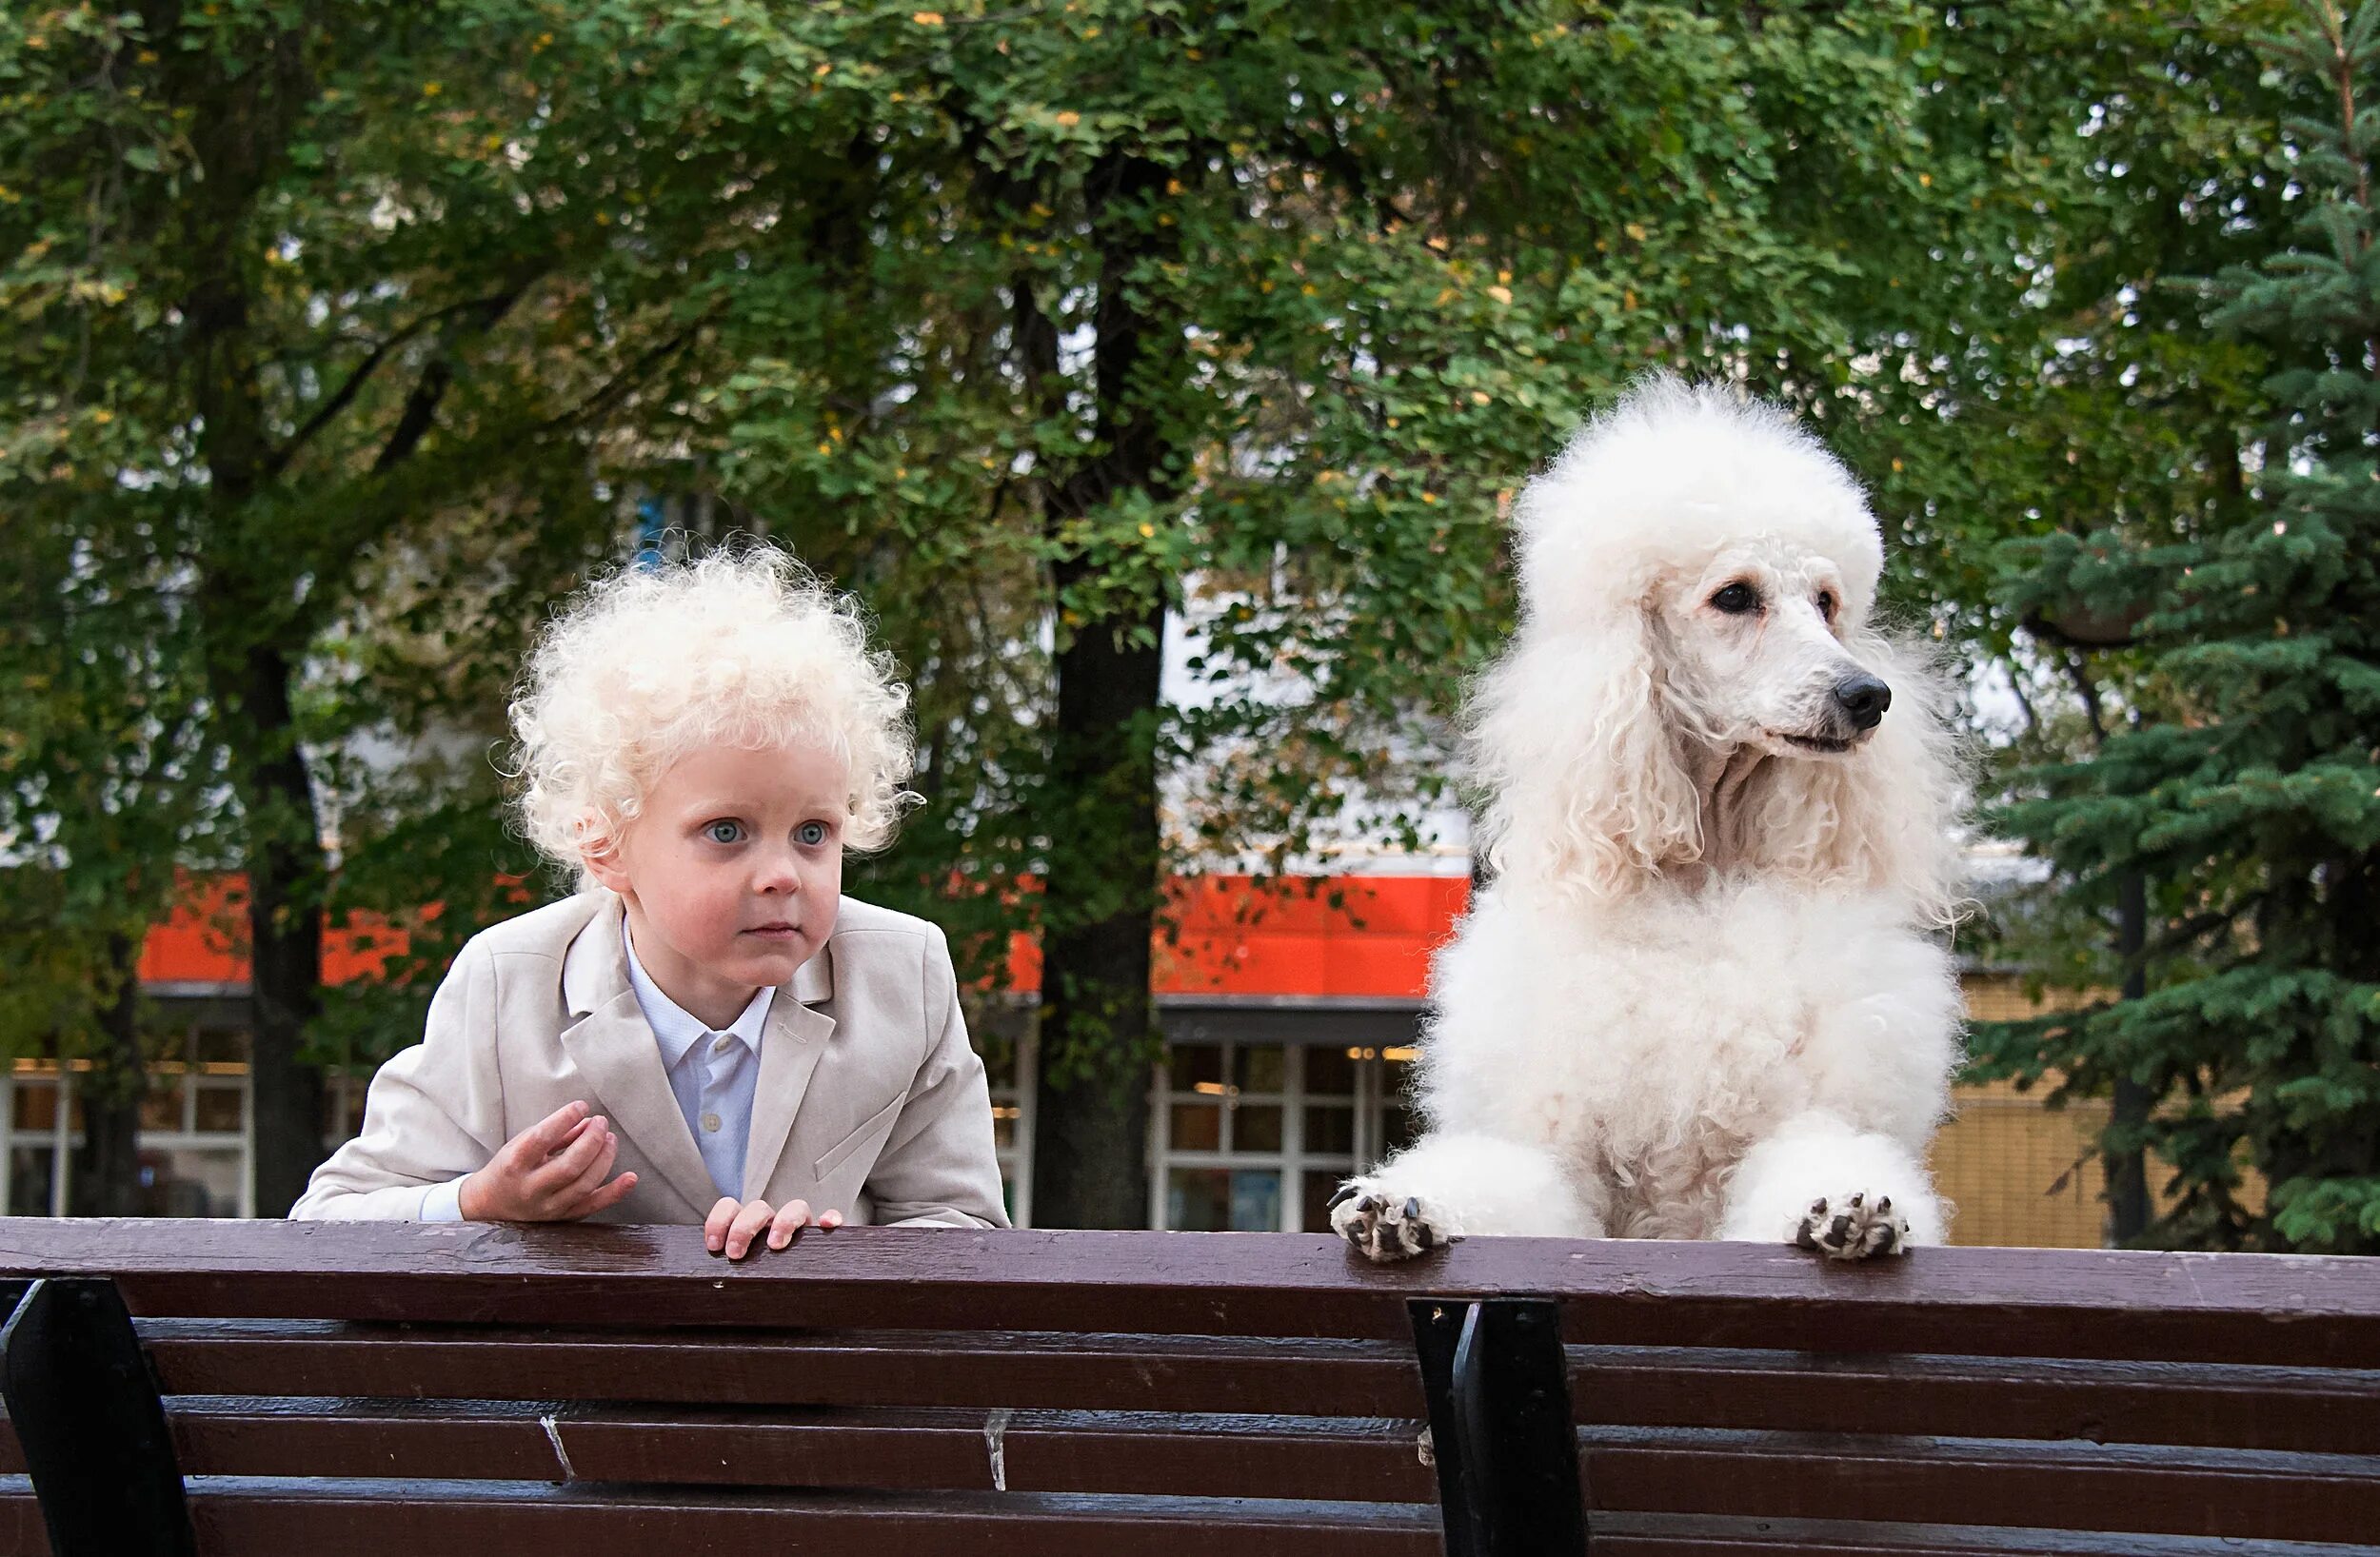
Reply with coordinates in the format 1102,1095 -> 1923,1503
458,1100 -> 639,1222
706,1194 -> 844,1259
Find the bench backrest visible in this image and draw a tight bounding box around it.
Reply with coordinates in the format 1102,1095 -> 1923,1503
0,1218 -> 2374,1556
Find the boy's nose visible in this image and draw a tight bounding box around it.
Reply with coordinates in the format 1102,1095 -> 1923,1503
752,852 -> 803,891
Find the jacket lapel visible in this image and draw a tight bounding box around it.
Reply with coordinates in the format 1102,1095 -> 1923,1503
741,945 -> 837,1202
558,901 -> 721,1216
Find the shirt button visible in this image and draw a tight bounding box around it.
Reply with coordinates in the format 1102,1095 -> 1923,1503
701,1112 -> 722,1133
711,1035 -> 734,1056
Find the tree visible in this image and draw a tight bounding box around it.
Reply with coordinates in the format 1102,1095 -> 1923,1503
7,0 -> 2232,1227
1981,0 -> 2380,1252
0,507 -> 221,1213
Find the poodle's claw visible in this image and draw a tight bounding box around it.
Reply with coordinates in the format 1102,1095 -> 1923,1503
1329,1179 -> 1455,1263
1794,1191 -> 1912,1261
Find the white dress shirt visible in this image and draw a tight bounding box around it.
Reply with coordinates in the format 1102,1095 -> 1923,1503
419,927 -> 774,1220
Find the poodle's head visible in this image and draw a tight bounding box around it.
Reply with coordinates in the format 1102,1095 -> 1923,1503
1471,376 -> 1960,916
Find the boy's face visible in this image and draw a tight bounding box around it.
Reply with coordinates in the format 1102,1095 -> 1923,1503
586,739 -> 847,1028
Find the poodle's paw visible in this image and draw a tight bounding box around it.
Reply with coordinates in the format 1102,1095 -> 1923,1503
1328,1180 -> 1456,1262
1793,1191 -> 1912,1261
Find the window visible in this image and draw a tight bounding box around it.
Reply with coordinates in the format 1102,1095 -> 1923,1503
0,1027 -> 253,1218
982,1026 -> 1035,1228
1151,1036 -> 1419,1232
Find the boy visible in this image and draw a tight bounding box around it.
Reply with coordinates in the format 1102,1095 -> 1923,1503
293,547 -> 1010,1255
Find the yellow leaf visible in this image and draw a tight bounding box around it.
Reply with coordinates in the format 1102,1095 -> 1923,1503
1055,110 -> 1081,128
1486,285 -> 1513,305
423,82 -> 443,97
1420,492 -> 1438,503
1918,172 -> 1932,187
1624,222 -> 1647,241
912,10 -> 943,23
1471,391 -> 1491,405
1622,288 -> 1636,309
1137,522 -> 1156,538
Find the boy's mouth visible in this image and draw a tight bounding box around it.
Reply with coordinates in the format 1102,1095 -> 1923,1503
744,923 -> 803,939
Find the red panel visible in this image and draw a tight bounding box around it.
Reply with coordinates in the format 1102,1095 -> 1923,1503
143,872 -> 1470,1002
138,875 -> 413,987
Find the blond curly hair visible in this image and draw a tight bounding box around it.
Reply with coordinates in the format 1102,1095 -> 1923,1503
508,544 -> 916,889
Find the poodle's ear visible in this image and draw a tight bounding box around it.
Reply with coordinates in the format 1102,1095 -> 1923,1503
1469,604 -> 1700,900
1743,628 -> 1966,922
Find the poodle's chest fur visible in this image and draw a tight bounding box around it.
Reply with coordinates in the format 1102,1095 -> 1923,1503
1418,877 -> 1962,1239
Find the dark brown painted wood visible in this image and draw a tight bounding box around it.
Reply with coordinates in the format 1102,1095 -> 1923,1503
1578,1427 -> 2380,1545
5,1400 -> 1433,1503
0,1219 -> 2373,1554
2,1478 -> 1444,1556
129,1320 -> 1426,1417
1584,1510 -> 2377,1556
1572,1346 -> 2380,1453
100,1321 -> 2380,1456
1,1220 -> 2372,1366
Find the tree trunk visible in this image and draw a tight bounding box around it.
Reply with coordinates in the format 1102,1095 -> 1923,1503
166,12 -> 327,1216
241,644 -> 329,1216
2106,870 -> 2151,1245
69,933 -> 147,1217
1028,153 -> 1181,1229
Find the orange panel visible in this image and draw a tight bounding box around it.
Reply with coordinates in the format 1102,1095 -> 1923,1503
143,871 -> 1472,1002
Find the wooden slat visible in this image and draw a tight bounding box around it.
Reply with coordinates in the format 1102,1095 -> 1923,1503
116,1320 -> 2380,1455
55,1477 -> 1438,1556
1579,1427 -> 2380,1546
1,1220 -> 2373,1365
10,1481 -> 2372,1557
1587,1509 -> 2380,1556
1573,1346 -> 2380,1453
104,1399 -> 1432,1502
131,1319 -> 1425,1416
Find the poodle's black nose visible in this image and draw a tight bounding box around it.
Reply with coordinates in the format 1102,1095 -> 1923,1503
1833,673 -> 1892,730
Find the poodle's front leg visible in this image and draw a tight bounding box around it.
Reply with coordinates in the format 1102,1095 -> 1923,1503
1330,1132 -> 1605,1263
1717,1113 -> 1946,1260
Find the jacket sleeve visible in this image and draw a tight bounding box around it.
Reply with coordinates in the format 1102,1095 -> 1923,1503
288,937 -> 510,1221
863,928 -> 1014,1230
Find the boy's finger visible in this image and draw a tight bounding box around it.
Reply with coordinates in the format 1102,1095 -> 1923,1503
766,1199 -> 812,1251
704,1197 -> 741,1254
564,1171 -> 638,1220
521,1100 -> 591,1157
547,1130 -> 621,1211
816,1209 -> 844,1231
526,1114 -> 609,1194
726,1198 -> 775,1260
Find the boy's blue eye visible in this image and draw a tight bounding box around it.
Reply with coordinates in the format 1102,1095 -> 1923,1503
704,820 -> 744,844
796,821 -> 829,847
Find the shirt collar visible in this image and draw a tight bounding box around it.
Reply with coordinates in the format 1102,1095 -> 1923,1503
622,926 -> 774,1068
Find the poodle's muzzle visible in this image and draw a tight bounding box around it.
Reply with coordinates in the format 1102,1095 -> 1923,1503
1780,671 -> 1892,755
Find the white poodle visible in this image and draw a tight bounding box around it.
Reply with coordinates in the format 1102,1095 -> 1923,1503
1333,378 -> 1964,1263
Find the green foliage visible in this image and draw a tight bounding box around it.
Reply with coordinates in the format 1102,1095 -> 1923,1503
1975,0 -> 2380,1252
3,0 -> 2331,1213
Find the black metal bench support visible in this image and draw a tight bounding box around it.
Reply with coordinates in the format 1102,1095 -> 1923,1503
1410,1296 -> 1588,1556
1,1276 -> 194,1557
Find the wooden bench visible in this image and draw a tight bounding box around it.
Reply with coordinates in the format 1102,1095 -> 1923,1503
0,1218 -> 2373,1555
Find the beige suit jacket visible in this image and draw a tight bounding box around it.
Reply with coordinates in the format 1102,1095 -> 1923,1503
291,892 -> 1011,1229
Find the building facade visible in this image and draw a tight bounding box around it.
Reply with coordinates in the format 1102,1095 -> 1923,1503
0,869 -> 2128,1246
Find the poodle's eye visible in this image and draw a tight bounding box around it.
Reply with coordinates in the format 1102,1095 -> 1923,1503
1709,581 -> 1760,615
1817,590 -> 1837,621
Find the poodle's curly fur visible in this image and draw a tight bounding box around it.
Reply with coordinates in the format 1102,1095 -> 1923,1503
1335,378 -> 1965,1262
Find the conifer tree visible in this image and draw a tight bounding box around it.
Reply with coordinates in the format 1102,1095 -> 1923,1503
1985,0 -> 2380,1252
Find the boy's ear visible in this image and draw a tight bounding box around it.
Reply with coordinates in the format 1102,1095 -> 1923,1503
578,816 -> 630,894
